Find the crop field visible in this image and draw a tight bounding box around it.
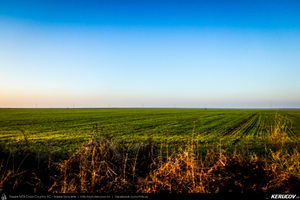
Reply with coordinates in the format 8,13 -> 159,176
1,108 -> 300,194
0,108 -> 300,153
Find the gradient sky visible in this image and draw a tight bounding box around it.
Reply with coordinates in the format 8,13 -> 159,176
1,0 -> 300,108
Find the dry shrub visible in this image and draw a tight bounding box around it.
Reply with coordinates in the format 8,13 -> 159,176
263,173 -> 300,193
263,149 -> 300,193
206,153 -> 273,193
0,166 -> 44,193
51,138 -> 132,193
0,170 -> 20,193
3,138 -> 299,194
139,147 -> 300,193
139,150 -> 269,193
0,151 -> 46,193
269,149 -> 300,176
138,149 -> 206,193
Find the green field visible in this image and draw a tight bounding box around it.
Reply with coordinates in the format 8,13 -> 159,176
1,108 -> 300,194
1,108 -> 300,153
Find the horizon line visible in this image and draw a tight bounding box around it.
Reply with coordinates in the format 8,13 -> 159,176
1,107 -> 300,110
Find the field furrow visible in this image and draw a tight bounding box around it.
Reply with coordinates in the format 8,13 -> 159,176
0,109 -> 299,153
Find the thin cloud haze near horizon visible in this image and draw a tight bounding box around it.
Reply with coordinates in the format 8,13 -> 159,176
0,0 -> 300,108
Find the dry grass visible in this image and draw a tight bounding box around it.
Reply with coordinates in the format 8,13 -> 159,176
0,154 -> 43,193
270,149 -> 300,176
138,149 -> 300,193
49,138 -> 131,193
268,113 -> 292,145
45,138 -> 300,193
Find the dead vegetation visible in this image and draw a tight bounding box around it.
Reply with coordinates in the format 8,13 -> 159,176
45,138 -> 299,194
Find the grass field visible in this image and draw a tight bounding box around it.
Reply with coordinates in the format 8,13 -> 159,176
0,108 -> 300,153
1,108 -> 300,193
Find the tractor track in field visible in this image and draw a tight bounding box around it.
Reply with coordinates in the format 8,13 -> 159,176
242,115 -> 260,136
222,113 -> 258,136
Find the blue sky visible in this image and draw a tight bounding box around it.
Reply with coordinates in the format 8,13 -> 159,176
0,0 -> 300,108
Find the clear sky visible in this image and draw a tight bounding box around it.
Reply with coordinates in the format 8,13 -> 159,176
0,0 -> 300,108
